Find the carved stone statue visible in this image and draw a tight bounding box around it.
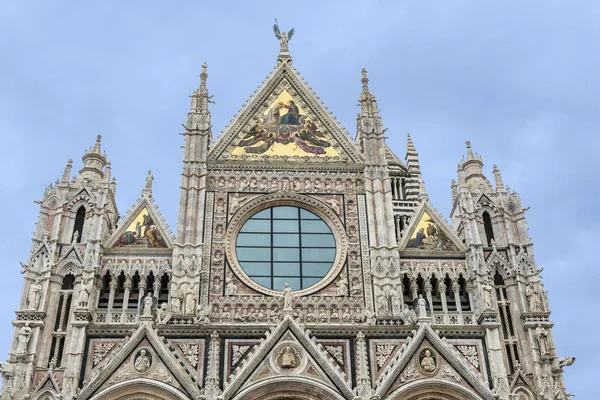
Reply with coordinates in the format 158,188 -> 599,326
420,349 -> 436,372
226,273 -> 237,296
417,294 -> 427,318
144,170 -> 154,190
282,283 -> 294,310
376,289 -> 390,315
26,278 -> 42,311
482,283 -> 494,311
16,323 -> 32,355
77,281 -> 90,308
525,282 -> 543,312
155,303 -> 171,324
185,286 -> 197,315
390,288 -> 401,315
143,293 -> 153,316
401,304 -> 418,325
536,324 -> 550,356
279,345 -> 297,368
72,230 -> 79,245
557,356 -> 575,368
336,275 -> 348,296
170,286 -> 182,313
134,349 -> 151,373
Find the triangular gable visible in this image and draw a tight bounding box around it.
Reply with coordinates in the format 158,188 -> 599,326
208,62 -> 363,163
105,197 -> 173,249
369,339 -> 406,383
30,369 -> 60,398
399,202 -> 466,253
509,367 -> 536,395
57,243 -> 84,267
222,315 -> 354,400
374,325 -> 495,400
77,322 -> 202,400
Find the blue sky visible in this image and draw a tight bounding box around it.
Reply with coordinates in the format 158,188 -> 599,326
1,1 -> 597,397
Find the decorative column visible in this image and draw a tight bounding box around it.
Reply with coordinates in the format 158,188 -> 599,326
452,278 -> 464,324
137,277 -> 147,321
438,282 -> 449,324
105,276 -> 117,323
424,280 -> 435,323
410,278 -> 418,302
355,331 -> 374,400
153,278 -> 162,300
204,331 -> 222,400
120,276 -> 132,323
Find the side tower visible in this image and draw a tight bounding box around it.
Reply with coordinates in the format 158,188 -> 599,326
450,141 -> 573,399
2,137 -> 118,398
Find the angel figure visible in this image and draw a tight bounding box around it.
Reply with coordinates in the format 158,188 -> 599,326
273,21 -> 295,54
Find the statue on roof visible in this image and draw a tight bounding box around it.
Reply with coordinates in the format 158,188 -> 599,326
273,20 -> 294,54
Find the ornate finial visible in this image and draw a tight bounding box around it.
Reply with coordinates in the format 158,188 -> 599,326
361,68 -> 369,93
200,62 -> 208,89
465,141 -> 476,161
273,20 -> 294,61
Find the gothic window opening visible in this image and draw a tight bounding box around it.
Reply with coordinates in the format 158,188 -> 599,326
73,206 -> 86,243
483,211 -> 495,247
430,276 -> 443,312
401,178 -> 406,200
48,273 -> 74,368
458,275 -> 471,311
494,271 -> 521,374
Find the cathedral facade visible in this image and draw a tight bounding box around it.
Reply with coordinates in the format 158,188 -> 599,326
1,34 -> 573,400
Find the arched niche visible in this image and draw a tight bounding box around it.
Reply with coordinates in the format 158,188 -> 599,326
88,378 -> 190,400
231,376 -> 346,400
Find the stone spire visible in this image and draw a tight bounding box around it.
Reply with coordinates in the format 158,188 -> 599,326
60,159 -> 73,186
461,141 -> 485,192
451,179 -> 458,203
493,164 -> 505,193
186,63 -> 212,131
406,133 -> 421,176
359,68 -> 380,118
79,135 -> 107,183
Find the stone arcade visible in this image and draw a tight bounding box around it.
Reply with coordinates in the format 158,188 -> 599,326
1,30 -> 574,400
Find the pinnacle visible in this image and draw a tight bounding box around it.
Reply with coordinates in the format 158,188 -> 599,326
465,140 -> 475,161
361,68 -> 369,94
407,133 -> 417,153
91,135 -> 102,154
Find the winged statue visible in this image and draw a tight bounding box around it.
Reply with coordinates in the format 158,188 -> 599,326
273,20 -> 295,54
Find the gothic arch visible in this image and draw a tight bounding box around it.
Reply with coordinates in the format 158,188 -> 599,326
33,389 -> 59,400
87,378 -> 190,400
230,376 -> 346,400
386,379 -> 484,400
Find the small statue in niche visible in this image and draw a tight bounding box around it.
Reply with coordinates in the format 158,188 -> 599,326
226,273 -> 237,296
184,285 -> 197,315
282,283 -> 294,310
330,307 -> 339,319
420,349 -> 436,373
217,177 -> 226,188
212,277 -> 221,293
536,324 -> 550,356
239,178 -> 247,191
318,308 -> 328,322
257,307 -> 266,321
213,250 -> 223,265
72,230 -> 79,245
351,277 -> 361,295
417,294 -> 428,318
143,293 -> 153,316
342,307 -> 352,322
250,177 -> 258,189
348,226 -> 357,241
324,179 -> 332,192
376,288 -> 390,314
314,179 -> 322,192
270,178 -> 279,191
215,225 -> 224,239
390,288 -> 401,315
525,282 -> 543,312
216,199 -> 225,214
170,286 -> 182,313
26,278 -> 42,311
15,323 -> 32,355
335,179 -> 344,191
481,282 -> 494,311
349,252 -> 360,267
134,349 -> 152,373
293,179 -> 301,191
77,280 -> 90,308
279,346 -> 297,369
304,178 -> 312,192
354,306 -> 366,323
260,178 -> 268,190
336,275 -> 348,296
234,307 -> 245,322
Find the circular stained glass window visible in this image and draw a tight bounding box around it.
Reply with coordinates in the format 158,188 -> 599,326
236,206 -> 336,291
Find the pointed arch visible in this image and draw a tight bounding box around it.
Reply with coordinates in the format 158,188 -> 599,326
482,211 -> 495,246
231,377 -> 346,400
87,378 -> 190,400
386,379 -> 483,400
73,206 -> 86,243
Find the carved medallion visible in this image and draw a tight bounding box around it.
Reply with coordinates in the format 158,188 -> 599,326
271,341 -> 306,375
417,348 -> 438,375
132,348 -> 153,374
